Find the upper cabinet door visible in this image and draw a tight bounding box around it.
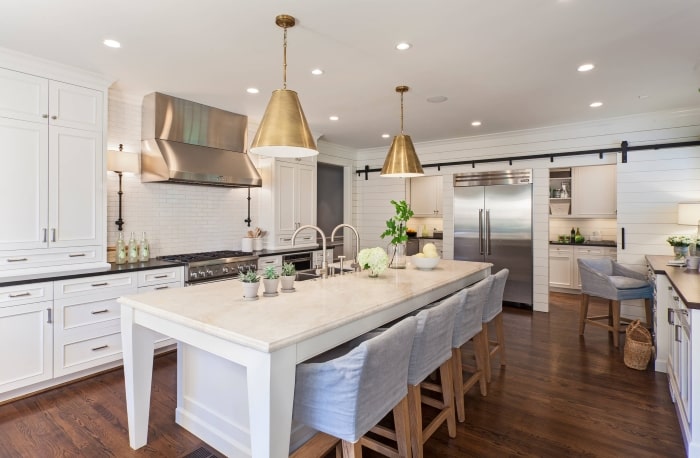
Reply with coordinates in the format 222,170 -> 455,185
297,163 -> 316,228
410,175 -> 443,217
49,81 -> 102,132
48,127 -> 101,247
0,117 -> 49,250
0,68 -> 49,123
572,165 -> 617,217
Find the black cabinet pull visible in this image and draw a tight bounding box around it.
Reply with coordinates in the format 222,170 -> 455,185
91,345 -> 109,351
621,227 -> 625,250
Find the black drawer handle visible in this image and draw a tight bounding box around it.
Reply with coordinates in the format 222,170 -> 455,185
91,282 -> 109,287
154,274 -> 168,279
155,286 -> 169,290
91,345 -> 109,351
69,253 -> 86,258
91,309 -> 109,315
9,292 -> 31,298
7,258 -> 28,262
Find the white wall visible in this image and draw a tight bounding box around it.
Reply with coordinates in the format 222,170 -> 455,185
353,108 -> 700,312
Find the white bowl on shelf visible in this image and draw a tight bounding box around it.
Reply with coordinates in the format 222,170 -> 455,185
411,255 -> 440,270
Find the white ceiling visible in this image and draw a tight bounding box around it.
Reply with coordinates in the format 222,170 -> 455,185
2,0 -> 699,149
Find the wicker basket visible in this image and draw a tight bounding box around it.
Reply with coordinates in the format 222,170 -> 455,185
624,320 -> 653,370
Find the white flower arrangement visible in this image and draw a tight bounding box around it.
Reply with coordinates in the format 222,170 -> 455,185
357,247 -> 389,275
667,235 -> 694,247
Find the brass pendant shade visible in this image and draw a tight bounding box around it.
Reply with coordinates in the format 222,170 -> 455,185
380,86 -> 424,177
250,89 -> 317,157
250,14 -> 318,158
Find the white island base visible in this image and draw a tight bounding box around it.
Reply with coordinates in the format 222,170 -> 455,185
120,260 -> 491,458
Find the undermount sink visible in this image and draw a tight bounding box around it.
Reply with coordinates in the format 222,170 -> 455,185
295,267 -> 355,281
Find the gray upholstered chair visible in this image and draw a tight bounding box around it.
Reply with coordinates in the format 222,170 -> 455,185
577,257 -> 653,348
452,276 -> 493,422
482,269 -> 509,382
291,316 -> 417,458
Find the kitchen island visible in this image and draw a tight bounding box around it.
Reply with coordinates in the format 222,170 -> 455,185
119,259 -> 491,457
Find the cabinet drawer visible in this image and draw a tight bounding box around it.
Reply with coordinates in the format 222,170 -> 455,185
0,247 -> 99,271
0,281 -> 53,307
60,297 -> 120,330
574,246 -> 606,256
57,328 -> 122,376
138,282 -> 181,293
258,255 -> 283,270
54,272 -> 136,299
137,267 -> 182,287
549,246 -> 573,255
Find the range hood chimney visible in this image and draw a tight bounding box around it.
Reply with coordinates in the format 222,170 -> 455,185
141,92 -> 262,187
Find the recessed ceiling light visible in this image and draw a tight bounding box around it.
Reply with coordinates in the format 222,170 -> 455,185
395,42 -> 412,51
471,121 -> 482,127
589,101 -> 603,108
311,68 -> 324,76
246,87 -> 260,94
427,96 -> 448,103
382,133 -> 390,138
577,63 -> 595,72
329,115 -> 339,121
103,39 -> 121,48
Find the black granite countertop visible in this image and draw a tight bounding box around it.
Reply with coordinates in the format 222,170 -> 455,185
0,259 -> 185,288
549,240 -> 617,247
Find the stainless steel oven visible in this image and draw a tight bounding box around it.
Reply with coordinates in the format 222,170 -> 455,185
282,251 -> 313,271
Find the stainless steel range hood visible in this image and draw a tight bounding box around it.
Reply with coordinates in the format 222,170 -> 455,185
141,92 -> 262,187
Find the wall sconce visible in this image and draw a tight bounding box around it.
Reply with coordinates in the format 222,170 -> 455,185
107,144 -> 139,231
678,202 -> 700,254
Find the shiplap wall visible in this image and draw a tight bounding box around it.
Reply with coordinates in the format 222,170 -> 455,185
353,108 -> 700,312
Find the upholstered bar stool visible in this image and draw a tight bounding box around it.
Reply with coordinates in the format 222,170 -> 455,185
369,291 -> 458,458
577,258 -> 653,348
482,269 -> 509,382
452,276 -> 493,422
290,316 -> 417,458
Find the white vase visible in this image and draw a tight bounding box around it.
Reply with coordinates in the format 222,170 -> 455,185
280,275 -> 295,291
263,278 -> 279,295
674,246 -> 689,260
242,281 -> 260,300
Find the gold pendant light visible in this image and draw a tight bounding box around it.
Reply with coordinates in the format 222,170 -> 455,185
380,86 -> 424,177
250,14 -> 318,158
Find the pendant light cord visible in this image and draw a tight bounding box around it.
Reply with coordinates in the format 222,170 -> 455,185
282,25 -> 288,89
400,91 -> 404,134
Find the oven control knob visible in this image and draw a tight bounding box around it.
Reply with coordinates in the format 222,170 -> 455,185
206,269 -> 214,277
190,271 -> 199,279
222,266 -> 229,274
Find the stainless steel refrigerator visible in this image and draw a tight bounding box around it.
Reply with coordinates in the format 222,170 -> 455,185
453,169 -> 533,307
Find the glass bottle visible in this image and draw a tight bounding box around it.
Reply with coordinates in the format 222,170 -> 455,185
128,231 -> 139,263
570,227 -> 575,244
116,232 -> 127,265
139,231 -> 150,262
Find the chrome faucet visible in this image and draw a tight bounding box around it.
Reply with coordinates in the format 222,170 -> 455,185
293,225 -> 328,278
331,224 -> 361,272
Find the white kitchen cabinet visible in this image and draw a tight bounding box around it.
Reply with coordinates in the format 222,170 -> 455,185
257,157 -> 317,249
53,272 -> 137,377
549,246 -> 573,288
572,164 -> 617,217
549,245 -> 616,289
137,266 -> 183,348
0,282 -> 53,394
409,176 -> 443,217
0,67 -> 104,268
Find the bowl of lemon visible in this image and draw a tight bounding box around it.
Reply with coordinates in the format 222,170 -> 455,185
412,243 -> 440,270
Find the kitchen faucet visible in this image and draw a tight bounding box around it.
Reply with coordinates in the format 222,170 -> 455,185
292,225 -> 328,278
330,224 -> 361,272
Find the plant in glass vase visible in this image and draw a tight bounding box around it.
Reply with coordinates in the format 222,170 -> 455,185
380,199 -> 414,269
667,235 -> 693,259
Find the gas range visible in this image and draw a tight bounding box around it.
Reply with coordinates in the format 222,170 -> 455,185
158,250 -> 259,285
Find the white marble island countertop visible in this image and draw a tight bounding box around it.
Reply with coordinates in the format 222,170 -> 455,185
119,259 -> 491,354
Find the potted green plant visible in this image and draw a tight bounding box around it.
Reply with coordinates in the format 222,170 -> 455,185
239,269 -> 260,300
380,199 -> 414,268
262,265 -> 280,296
357,247 -> 389,277
280,262 -> 296,291
667,235 -> 693,259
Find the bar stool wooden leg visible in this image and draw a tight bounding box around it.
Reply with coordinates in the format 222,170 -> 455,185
341,440 -> 362,458
612,300 -> 621,348
482,323 -> 492,383
579,293 -> 590,335
495,313 -> 506,367
452,348 -> 466,423
475,331 -> 488,396
644,298 -> 653,329
439,360 -> 457,439
393,397 -> 411,458
407,384 -> 423,458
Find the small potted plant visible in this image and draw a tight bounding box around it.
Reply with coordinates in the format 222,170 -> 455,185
239,269 -> 260,300
262,265 -> 280,296
280,262 -> 296,292
667,235 -> 693,259
380,199 -> 414,269
357,247 -> 389,277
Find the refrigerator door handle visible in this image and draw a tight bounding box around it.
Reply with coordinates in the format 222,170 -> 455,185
478,209 -> 484,255
486,209 -> 492,255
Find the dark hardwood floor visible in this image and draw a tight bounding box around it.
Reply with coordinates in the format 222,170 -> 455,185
0,292 -> 685,457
